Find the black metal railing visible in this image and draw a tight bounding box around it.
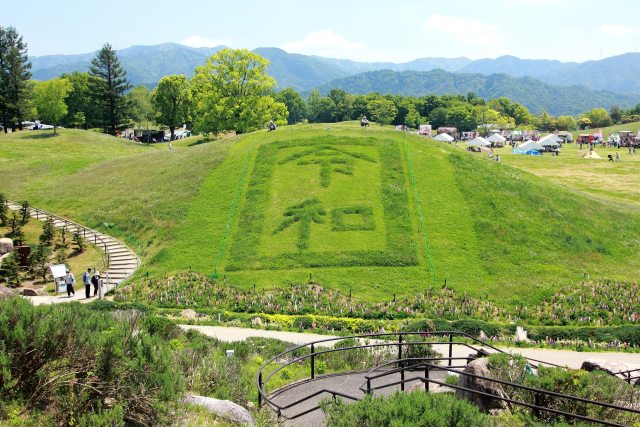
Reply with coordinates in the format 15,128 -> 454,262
613,367 -> 640,386
256,330 -> 639,425
258,331 -> 516,419
362,360 -> 640,426
5,199 -> 139,286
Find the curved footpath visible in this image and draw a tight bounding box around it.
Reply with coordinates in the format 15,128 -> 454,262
181,325 -> 640,426
6,201 -> 139,305
179,325 -> 640,369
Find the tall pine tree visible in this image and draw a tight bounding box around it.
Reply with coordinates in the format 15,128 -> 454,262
0,26 -> 32,133
89,43 -> 131,135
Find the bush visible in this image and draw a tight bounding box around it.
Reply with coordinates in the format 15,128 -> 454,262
0,297 -> 183,426
322,391 -> 490,427
488,353 -> 640,425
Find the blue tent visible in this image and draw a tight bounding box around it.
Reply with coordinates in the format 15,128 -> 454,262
512,148 -> 541,156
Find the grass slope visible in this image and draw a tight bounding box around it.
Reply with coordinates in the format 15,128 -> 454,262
496,138 -> 640,209
1,125 -> 640,308
0,129 -> 231,259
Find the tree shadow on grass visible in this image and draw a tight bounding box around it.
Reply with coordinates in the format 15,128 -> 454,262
188,136 -> 214,147
22,131 -> 59,140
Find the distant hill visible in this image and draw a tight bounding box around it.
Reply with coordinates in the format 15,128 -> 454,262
31,43 -> 471,90
459,55 -> 569,78
317,69 -> 639,115
31,43 -> 224,87
254,47 -> 471,90
30,43 -> 640,100
538,53 -> 640,95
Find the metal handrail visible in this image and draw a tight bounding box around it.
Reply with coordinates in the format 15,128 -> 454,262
256,330 -> 637,423
260,339 -> 486,389
7,201 -> 110,274
5,199 -> 139,287
418,364 -> 639,427
256,331 -> 551,416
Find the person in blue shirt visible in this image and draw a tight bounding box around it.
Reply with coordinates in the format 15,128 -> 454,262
82,267 -> 92,298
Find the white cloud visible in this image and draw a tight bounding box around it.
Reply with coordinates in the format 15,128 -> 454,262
423,14 -> 507,47
180,35 -> 231,48
599,24 -> 636,36
280,30 -> 367,59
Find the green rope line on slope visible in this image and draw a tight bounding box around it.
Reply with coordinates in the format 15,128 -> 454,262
403,132 -> 437,286
212,136 -> 256,277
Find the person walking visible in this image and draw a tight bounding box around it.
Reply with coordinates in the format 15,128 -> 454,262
65,269 -> 76,297
82,267 -> 92,299
91,270 -> 101,297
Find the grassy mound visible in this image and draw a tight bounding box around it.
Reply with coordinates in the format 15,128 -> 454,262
2,124 -> 640,308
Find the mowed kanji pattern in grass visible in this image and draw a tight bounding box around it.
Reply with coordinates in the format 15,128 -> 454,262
226,136 -> 418,271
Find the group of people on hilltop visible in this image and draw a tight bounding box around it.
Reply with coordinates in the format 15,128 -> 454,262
63,267 -> 102,298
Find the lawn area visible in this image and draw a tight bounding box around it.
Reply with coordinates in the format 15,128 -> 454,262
0,128 -> 232,260
571,120 -> 640,139
2,124 -> 640,309
490,140 -> 640,209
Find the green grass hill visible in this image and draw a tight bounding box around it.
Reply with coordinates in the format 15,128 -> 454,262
1,124 -> 640,308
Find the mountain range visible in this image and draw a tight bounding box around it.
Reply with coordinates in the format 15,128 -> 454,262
29,43 -> 640,115
318,69 -> 638,116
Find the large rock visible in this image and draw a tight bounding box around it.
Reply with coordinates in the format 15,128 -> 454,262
183,394 -> 255,426
181,309 -> 197,320
0,238 -> 13,255
0,285 -> 15,299
21,288 -> 41,296
581,359 -> 640,385
456,357 -> 510,412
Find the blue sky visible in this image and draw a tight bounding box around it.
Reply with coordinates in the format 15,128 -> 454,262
5,0 -> 639,62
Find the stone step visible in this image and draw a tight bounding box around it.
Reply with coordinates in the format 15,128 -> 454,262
107,260 -> 135,265
6,200 -> 140,291
108,254 -> 137,261
109,264 -> 138,270
107,243 -> 129,251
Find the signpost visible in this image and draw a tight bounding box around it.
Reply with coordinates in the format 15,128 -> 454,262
50,264 -> 68,294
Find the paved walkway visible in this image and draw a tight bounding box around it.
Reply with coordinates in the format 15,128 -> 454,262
183,325 -> 640,425
178,324 -> 640,369
6,201 -> 139,304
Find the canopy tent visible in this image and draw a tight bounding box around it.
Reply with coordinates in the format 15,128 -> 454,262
539,134 -> 561,147
512,148 -> 541,156
466,137 -> 491,147
487,133 -> 506,143
518,140 -> 544,151
433,133 -> 454,142
418,124 -> 432,135
582,150 -> 601,159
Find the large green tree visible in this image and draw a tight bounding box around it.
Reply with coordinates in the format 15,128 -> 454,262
328,89 -> 351,122
89,43 -> 131,135
584,107 -> 612,128
32,78 -> 71,134
0,26 -> 32,133
151,75 -> 191,140
275,88 -> 307,124
128,85 -> 155,133
191,48 -> 286,134
367,97 -> 397,126
61,72 -> 97,128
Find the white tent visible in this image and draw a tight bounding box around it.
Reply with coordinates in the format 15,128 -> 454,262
466,137 -> 491,147
539,134 -> 561,147
487,133 -> 506,144
433,133 -> 454,142
518,140 -> 544,151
